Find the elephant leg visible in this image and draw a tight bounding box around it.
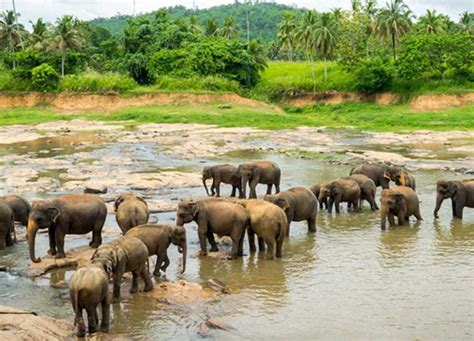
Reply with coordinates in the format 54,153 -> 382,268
454,200 -> 464,219
161,255 -> 170,272
308,214 -> 317,233
388,213 -> 396,226
100,297 -> 110,333
334,197 -> 341,214
215,180 -> 221,197
231,186 -> 236,197
265,238 -> 275,260
75,306 -> 86,337
55,229 -> 66,259
276,237 -> 283,258
47,228 -> 57,256
258,237 -> 265,253
285,221 -> 291,237
130,271 -> 139,293
414,207 -> 423,221
154,254 -> 165,276
141,265 -> 154,292
112,269 -> 123,303
86,306 -> 98,334
210,179 -> 216,196
275,182 -> 280,194
397,213 -> 406,225
229,223 -> 244,259
249,179 -> 259,199
5,225 -> 13,247
248,229 -> 256,253
266,184 -> 273,195
207,230 -> 218,252
90,222 -> 103,249
198,229 -> 208,256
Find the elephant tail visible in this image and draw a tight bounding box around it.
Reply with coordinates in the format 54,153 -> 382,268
277,220 -> 286,243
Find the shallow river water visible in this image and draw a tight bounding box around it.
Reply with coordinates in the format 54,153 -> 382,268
0,131 -> 473,340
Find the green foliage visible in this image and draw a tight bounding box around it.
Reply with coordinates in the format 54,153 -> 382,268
58,71 -> 136,92
0,72 -> 31,91
354,57 -> 392,93
31,64 -> 59,91
125,53 -> 154,85
141,75 -> 240,93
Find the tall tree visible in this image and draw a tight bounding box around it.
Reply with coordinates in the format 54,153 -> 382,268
351,0 -> 362,16
204,18 -> 218,36
219,16 -> 239,40
363,0 -> 378,56
314,13 -> 338,81
0,10 -> 23,69
188,16 -> 202,35
248,39 -> 267,71
418,9 -> 445,34
49,15 -> 83,76
277,11 -> 296,61
296,10 -> 318,93
377,0 -> 412,60
458,11 -> 473,34
29,18 -> 49,51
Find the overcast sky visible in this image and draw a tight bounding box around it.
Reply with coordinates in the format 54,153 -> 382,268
1,0 -> 472,27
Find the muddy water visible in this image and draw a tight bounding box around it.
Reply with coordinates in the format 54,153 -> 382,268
0,136 -> 473,340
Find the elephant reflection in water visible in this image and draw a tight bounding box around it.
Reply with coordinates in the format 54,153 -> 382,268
377,222 -> 421,267
433,219 -> 474,253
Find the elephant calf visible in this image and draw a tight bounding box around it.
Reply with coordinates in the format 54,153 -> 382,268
264,187 -> 317,236
202,164 -> 242,198
319,178 -> 361,213
1,194 -> 31,226
396,171 -> 416,191
91,236 -> 153,303
350,163 -> 403,189
69,265 -> 110,337
434,179 -> 474,219
126,224 -> 187,276
176,198 -> 248,259
309,183 -> 328,210
114,193 -> 150,234
348,174 -> 378,210
0,200 -> 15,249
380,186 -> 422,230
238,161 -> 281,199
237,199 -> 288,259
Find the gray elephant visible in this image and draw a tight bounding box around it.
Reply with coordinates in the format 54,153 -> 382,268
237,199 -> 288,259
0,200 -> 15,249
91,236 -> 153,303
28,194 -> 107,263
69,265 -> 110,337
238,161 -> 281,199
309,183 -> 328,210
319,178 -> 361,213
264,187 -> 317,235
434,179 -> 474,219
380,186 -> 422,230
176,198 -> 248,259
350,164 -> 403,189
396,171 -> 416,191
126,224 -> 187,276
202,164 -> 242,198
1,194 -> 31,226
114,192 -> 149,234
348,174 -> 378,210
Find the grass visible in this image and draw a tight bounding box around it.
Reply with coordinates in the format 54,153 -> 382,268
1,101 -> 472,132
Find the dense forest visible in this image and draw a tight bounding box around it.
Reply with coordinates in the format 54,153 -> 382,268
0,1 -> 472,96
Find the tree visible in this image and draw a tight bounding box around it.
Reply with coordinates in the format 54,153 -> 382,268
188,16 -> 203,35
29,18 -> 49,51
205,18 -> 219,36
248,39 -> 267,71
49,15 -> 83,76
314,13 -> 338,81
351,0 -> 362,16
277,11 -> 296,61
363,0 -> 378,56
0,10 -> 23,69
219,16 -> 239,40
418,9 -> 445,34
377,0 -> 412,60
458,11 -> 473,34
296,10 -> 318,93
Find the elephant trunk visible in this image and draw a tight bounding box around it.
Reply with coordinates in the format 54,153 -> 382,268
202,177 -> 211,196
241,177 -> 248,199
380,206 -> 388,230
180,242 -> 187,274
176,217 -> 184,227
27,219 -> 41,263
434,193 -> 444,218
0,225 -> 6,249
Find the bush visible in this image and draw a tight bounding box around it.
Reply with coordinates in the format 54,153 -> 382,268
153,75 -> 240,92
125,53 -> 154,85
31,64 -> 59,91
0,72 -> 32,91
59,72 -> 137,92
354,58 -> 392,94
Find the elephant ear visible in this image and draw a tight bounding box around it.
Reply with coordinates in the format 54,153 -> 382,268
114,195 -> 125,212
394,192 -> 405,203
331,183 -> 340,196
276,198 -> 290,211
47,207 -> 60,223
188,202 -> 199,216
447,182 -> 459,195
383,171 -> 391,181
137,196 -> 148,207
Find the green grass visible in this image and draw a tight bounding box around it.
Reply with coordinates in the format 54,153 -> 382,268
0,106 -> 72,125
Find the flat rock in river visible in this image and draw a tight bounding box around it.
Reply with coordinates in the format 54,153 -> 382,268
143,280 -> 215,305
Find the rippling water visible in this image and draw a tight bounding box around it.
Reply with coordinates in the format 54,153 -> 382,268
0,138 -> 473,340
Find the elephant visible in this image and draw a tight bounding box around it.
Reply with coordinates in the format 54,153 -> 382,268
1,194 -> 31,226
434,179 -> 474,219
202,164 -> 242,198
264,187 -> 317,235
114,192 -> 149,234
380,186 -> 422,230
309,183 -> 328,210
126,224 -> 187,276
238,161 -> 281,199
27,194 -> 107,263
91,236 -> 153,303
0,200 -> 15,249
348,174 -> 378,210
350,164 -> 403,189
319,178 -> 361,213
176,198 -> 248,259
69,265 -> 110,337
237,199 -> 288,259
397,171 -> 416,191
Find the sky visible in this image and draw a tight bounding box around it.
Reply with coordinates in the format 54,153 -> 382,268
1,0 -> 472,27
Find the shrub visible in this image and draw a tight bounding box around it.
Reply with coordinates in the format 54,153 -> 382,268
354,58 -> 392,94
153,75 -> 240,92
31,64 -> 59,92
125,53 -> 154,85
59,72 -> 137,92
0,72 -> 31,91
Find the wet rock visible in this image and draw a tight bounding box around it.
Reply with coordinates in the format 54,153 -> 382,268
84,183 -> 108,194
205,318 -> 234,331
207,278 -> 231,294
143,280 -> 215,305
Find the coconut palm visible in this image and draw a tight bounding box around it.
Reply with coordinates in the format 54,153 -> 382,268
204,18 -> 218,36
458,11 -> 473,34
377,0 -> 412,60
418,9 -> 445,34
277,11 -> 296,61
314,13 -> 338,82
351,0 -> 362,16
219,16 -> 239,40
364,0 -> 378,56
188,16 -> 202,35
248,39 -> 267,71
49,15 -> 83,76
296,10 -> 318,93
29,18 -> 49,51
0,10 -> 23,69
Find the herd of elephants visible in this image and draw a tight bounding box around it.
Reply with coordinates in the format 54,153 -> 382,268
0,161 -> 473,336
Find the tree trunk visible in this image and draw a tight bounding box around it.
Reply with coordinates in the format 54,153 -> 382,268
323,55 -> 327,82
61,53 -> 65,76
246,5 -> 250,44
391,33 -> 396,60
309,54 -> 316,95
12,45 -> 16,70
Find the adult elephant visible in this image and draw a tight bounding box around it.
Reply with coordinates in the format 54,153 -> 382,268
114,192 -> 149,234
319,178 -> 360,213
380,186 -> 422,230
0,200 -> 15,249
176,198 -> 248,259
350,164 -> 403,189
348,174 -> 378,210
126,224 -> 187,276
238,161 -> 281,199
202,164 -> 242,198
27,194 -> 107,263
434,179 -> 474,219
264,187 -> 317,235
1,195 -> 31,226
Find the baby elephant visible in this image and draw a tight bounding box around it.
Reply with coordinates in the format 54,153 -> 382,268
0,200 -> 15,249
114,193 -> 150,234
202,164 -> 242,198
264,187 -> 317,236
1,194 -> 31,226
348,174 -> 378,210
126,224 -> 187,276
309,183 -> 328,210
396,171 -> 416,191
91,236 -> 153,303
319,178 -> 361,213
69,265 -> 110,337
380,186 -> 422,230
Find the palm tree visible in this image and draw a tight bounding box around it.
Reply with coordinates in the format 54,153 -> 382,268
331,8 -> 344,21
29,18 -> 49,51
364,0 -> 378,56
418,9 -> 445,34
219,16 -> 239,40
49,15 -> 83,76
351,0 -> 362,16
377,0 -> 412,60
458,11 -> 473,34
314,13 -> 338,82
296,10 -> 318,93
277,11 -> 296,61
0,10 -> 23,70
248,40 -> 267,71
204,18 -> 218,36
188,16 -> 202,35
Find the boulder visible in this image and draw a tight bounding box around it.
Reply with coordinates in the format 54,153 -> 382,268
84,183 -> 108,194
142,280 -> 215,305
